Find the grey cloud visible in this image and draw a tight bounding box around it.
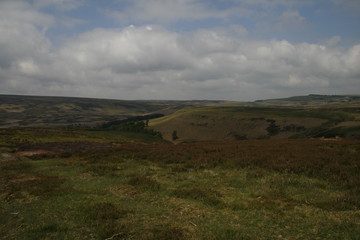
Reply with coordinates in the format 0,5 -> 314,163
0,0 -> 54,28
0,1 -> 52,69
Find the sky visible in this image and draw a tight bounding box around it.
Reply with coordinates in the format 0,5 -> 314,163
0,0 -> 359,101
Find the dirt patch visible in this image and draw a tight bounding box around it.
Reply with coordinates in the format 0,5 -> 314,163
16,150 -> 55,157
336,121 -> 360,127
16,142 -> 113,155
0,153 -> 18,161
318,137 -> 343,141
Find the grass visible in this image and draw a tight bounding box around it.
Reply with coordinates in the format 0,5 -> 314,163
1,129 -> 360,239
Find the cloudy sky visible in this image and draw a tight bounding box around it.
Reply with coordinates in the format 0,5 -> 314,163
0,0 -> 359,100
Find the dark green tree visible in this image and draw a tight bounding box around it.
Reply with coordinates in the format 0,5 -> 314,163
172,130 -> 178,141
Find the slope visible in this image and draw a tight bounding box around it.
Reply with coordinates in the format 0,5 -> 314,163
150,106 -> 360,141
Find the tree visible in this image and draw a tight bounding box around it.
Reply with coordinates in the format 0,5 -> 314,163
172,130 -> 178,141
266,120 -> 280,136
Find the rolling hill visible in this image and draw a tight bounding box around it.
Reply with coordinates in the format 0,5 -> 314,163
150,104 -> 360,141
1,94 -> 360,140
228,94 -> 360,108
0,94 -> 223,128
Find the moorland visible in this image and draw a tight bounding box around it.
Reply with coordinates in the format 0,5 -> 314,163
1,94 -> 360,240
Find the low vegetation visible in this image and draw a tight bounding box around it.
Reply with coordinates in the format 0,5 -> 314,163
1,128 -> 359,240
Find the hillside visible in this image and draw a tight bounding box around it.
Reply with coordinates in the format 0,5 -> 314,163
150,106 -> 360,141
0,94 -> 223,128
230,94 -> 360,108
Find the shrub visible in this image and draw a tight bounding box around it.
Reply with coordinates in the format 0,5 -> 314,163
173,187 -> 223,206
128,175 -> 161,190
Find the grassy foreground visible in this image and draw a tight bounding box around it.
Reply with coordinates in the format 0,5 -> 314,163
1,129 -> 360,240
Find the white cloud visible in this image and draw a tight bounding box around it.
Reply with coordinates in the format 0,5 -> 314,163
326,36 -> 342,47
59,26 -> 193,73
278,10 -> 307,30
15,59 -> 40,75
45,28 -> 360,98
0,1 -> 359,100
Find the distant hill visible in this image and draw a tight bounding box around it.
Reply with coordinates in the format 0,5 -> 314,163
0,94 -> 223,128
247,94 -> 360,108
